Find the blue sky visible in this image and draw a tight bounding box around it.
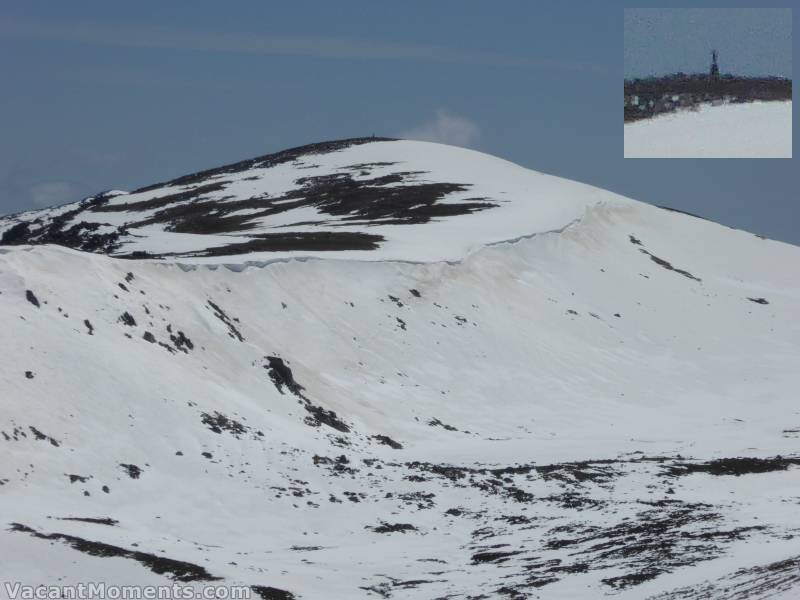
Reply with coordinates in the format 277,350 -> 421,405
1,1 -> 797,244
625,8 -> 792,78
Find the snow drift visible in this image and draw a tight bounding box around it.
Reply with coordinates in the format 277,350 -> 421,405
1,139 -> 799,599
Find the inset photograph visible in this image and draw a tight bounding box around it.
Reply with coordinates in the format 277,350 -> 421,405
624,8 -> 792,158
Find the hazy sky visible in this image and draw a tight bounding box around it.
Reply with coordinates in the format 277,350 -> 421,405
1,1 -> 798,245
625,8 -> 792,79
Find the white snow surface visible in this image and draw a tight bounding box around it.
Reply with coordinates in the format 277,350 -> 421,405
624,101 -> 792,158
0,139 -> 636,263
1,140 -> 799,599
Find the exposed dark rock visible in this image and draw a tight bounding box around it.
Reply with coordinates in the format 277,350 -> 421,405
122,251 -> 155,259
428,418 -> 458,431
169,330 -> 194,353
397,492 -> 436,510
131,138 -> 394,193
303,404 -> 350,433
29,426 -> 59,446
207,300 -> 244,341
664,456 -> 800,477
93,182 -> 229,215
25,290 -> 40,308
157,340 -> 175,353
639,248 -> 701,282
10,523 -> 221,582
625,75 -> 792,123
405,461 -> 475,482
265,357 -> 304,396
313,454 -> 357,476
627,236 -> 701,281
119,464 -> 142,479
371,435 -> 403,449
285,171 -> 494,226
169,232 -> 384,258
201,412 -> 248,438
1,197 -> 125,254
263,356 -> 350,433
57,517 -> 118,526
1,222 -> 32,245
534,460 -> 619,485
541,500 -> 765,590
250,586 -> 296,600
472,550 -> 522,564
646,553 -> 800,599
0,138 -> 503,258
369,522 -> 418,534
603,570 -> 662,589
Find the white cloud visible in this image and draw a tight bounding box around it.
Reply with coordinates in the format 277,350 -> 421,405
28,181 -> 81,208
400,110 -> 481,148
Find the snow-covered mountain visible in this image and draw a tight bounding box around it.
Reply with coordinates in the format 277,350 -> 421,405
1,138 -> 799,599
0,138 -> 621,263
624,101 -> 792,158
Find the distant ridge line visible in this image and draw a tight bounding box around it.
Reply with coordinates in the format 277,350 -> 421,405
131,137 -> 397,194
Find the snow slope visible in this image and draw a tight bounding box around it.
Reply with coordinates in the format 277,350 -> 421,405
0,138 -> 631,264
1,139 -> 799,599
624,101 -> 792,158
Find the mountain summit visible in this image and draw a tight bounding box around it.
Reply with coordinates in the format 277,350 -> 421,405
1,140 -> 799,598
0,138 -> 632,263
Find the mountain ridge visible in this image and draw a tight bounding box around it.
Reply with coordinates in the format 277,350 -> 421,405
1,140 -> 799,599
0,138 -> 637,263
